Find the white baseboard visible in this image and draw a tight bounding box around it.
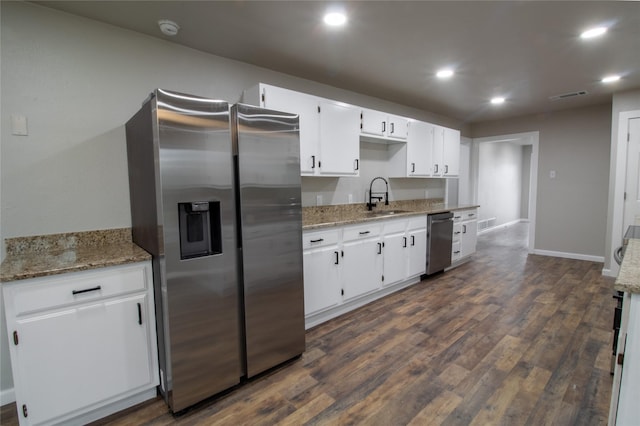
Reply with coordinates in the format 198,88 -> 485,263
602,268 -> 616,277
532,249 -> 604,263
0,387 -> 15,406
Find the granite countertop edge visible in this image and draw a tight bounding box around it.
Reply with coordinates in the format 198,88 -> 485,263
616,238 -> 640,294
1,241 -> 151,283
302,204 -> 480,231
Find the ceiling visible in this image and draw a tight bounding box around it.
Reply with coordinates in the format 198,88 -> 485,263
33,1 -> 640,124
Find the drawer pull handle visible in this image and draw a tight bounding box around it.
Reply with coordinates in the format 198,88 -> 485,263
359,231 -> 370,235
72,286 -> 102,295
454,250 -> 461,254
310,238 -> 324,243
137,303 -> 143,325
454,231 -> 461,235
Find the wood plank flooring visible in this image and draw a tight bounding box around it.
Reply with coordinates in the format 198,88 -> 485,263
0,223 -> 616,425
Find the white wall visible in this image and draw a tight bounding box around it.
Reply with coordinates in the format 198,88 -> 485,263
0,2 -> 463,399
471,103 -> 612,259
477,142 -> 524,226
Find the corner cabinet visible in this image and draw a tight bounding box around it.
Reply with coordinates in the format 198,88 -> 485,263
244,83 -> 359,176
2,262 -> 159,426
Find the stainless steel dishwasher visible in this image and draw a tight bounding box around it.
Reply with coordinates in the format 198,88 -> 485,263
426,212 -> 454,275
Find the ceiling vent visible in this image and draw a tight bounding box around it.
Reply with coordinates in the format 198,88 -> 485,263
549,90 -> 589,101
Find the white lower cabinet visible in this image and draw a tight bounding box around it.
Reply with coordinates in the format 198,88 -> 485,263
3,262 -> 159,426
303,216 -> 427,328
407,220 -> 427,277
302,229 -> 341,316
451,209 -> 478,265
342,223 -> 383,300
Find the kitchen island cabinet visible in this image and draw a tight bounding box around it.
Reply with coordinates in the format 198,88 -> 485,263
2,261 -> 159,426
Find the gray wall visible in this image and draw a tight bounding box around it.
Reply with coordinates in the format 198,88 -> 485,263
477,142 -> 524,227
471,103 -> 612,258
0,2 -> 461,397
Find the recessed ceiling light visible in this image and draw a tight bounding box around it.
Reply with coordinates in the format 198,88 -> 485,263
324,12 -> 347,27
436,69 -> 454,79
490,97 -> 505,105
580,26 -> 607,39
602,74 -> 621,83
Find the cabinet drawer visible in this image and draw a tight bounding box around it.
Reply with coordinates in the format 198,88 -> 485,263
8,264 -> 148,316
453,211 -> 464,222
452,223 -> 462,242
383,218 -> 408,234
343,223 -> 382,241
452,241 -> 462,261
302,229 -> 340,249
463,210 -> 477,220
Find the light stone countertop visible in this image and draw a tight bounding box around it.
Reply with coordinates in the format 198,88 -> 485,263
303,199 -> 480,230
616,238 -> 640,294
0,228 -> 151,282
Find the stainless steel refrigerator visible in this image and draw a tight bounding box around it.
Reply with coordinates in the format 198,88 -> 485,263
125,89 -> 305,413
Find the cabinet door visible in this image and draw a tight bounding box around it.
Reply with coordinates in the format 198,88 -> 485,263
460,220 -> 478,257
303,246 -> 341,316
262,85 -> 319,174
319,101 -> 360,176
12,294 -> 155,425
432,126 -> 444,176
406,121 -> 433,176
342,238 -> 383,300
442,127 -> 460,176
361,108 -> 387,137
387,115 -> 409,140
452,241 -> 462,262
407,228 -> 427,277
383,232 -> 407,286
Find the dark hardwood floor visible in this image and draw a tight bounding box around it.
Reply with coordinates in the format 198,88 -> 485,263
1,222 -> 615,425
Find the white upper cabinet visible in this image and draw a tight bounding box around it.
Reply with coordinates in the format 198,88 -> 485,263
432,125 -> 460,177
388,120 -> 434,178
244,84 -> 359,177
318,100 -> 360,176
246,84 -> 319,174
442,127 -> 461,176
361,108 -> 409,141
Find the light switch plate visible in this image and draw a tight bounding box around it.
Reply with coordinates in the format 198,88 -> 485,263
11,114 -> 28,136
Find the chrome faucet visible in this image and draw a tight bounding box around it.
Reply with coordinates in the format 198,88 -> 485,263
367,177 -> 389,210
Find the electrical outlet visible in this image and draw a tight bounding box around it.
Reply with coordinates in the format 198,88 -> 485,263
316,195 -> 323,206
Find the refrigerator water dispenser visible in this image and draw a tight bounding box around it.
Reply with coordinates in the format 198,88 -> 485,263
178,201 -> 222,259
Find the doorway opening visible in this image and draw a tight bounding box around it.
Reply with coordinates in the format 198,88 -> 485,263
469,131 -> 539,254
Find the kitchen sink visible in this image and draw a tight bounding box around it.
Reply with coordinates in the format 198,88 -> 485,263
365,209 -> 412,217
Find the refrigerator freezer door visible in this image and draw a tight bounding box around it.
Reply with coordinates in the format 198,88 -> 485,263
233,104 -> 306,377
